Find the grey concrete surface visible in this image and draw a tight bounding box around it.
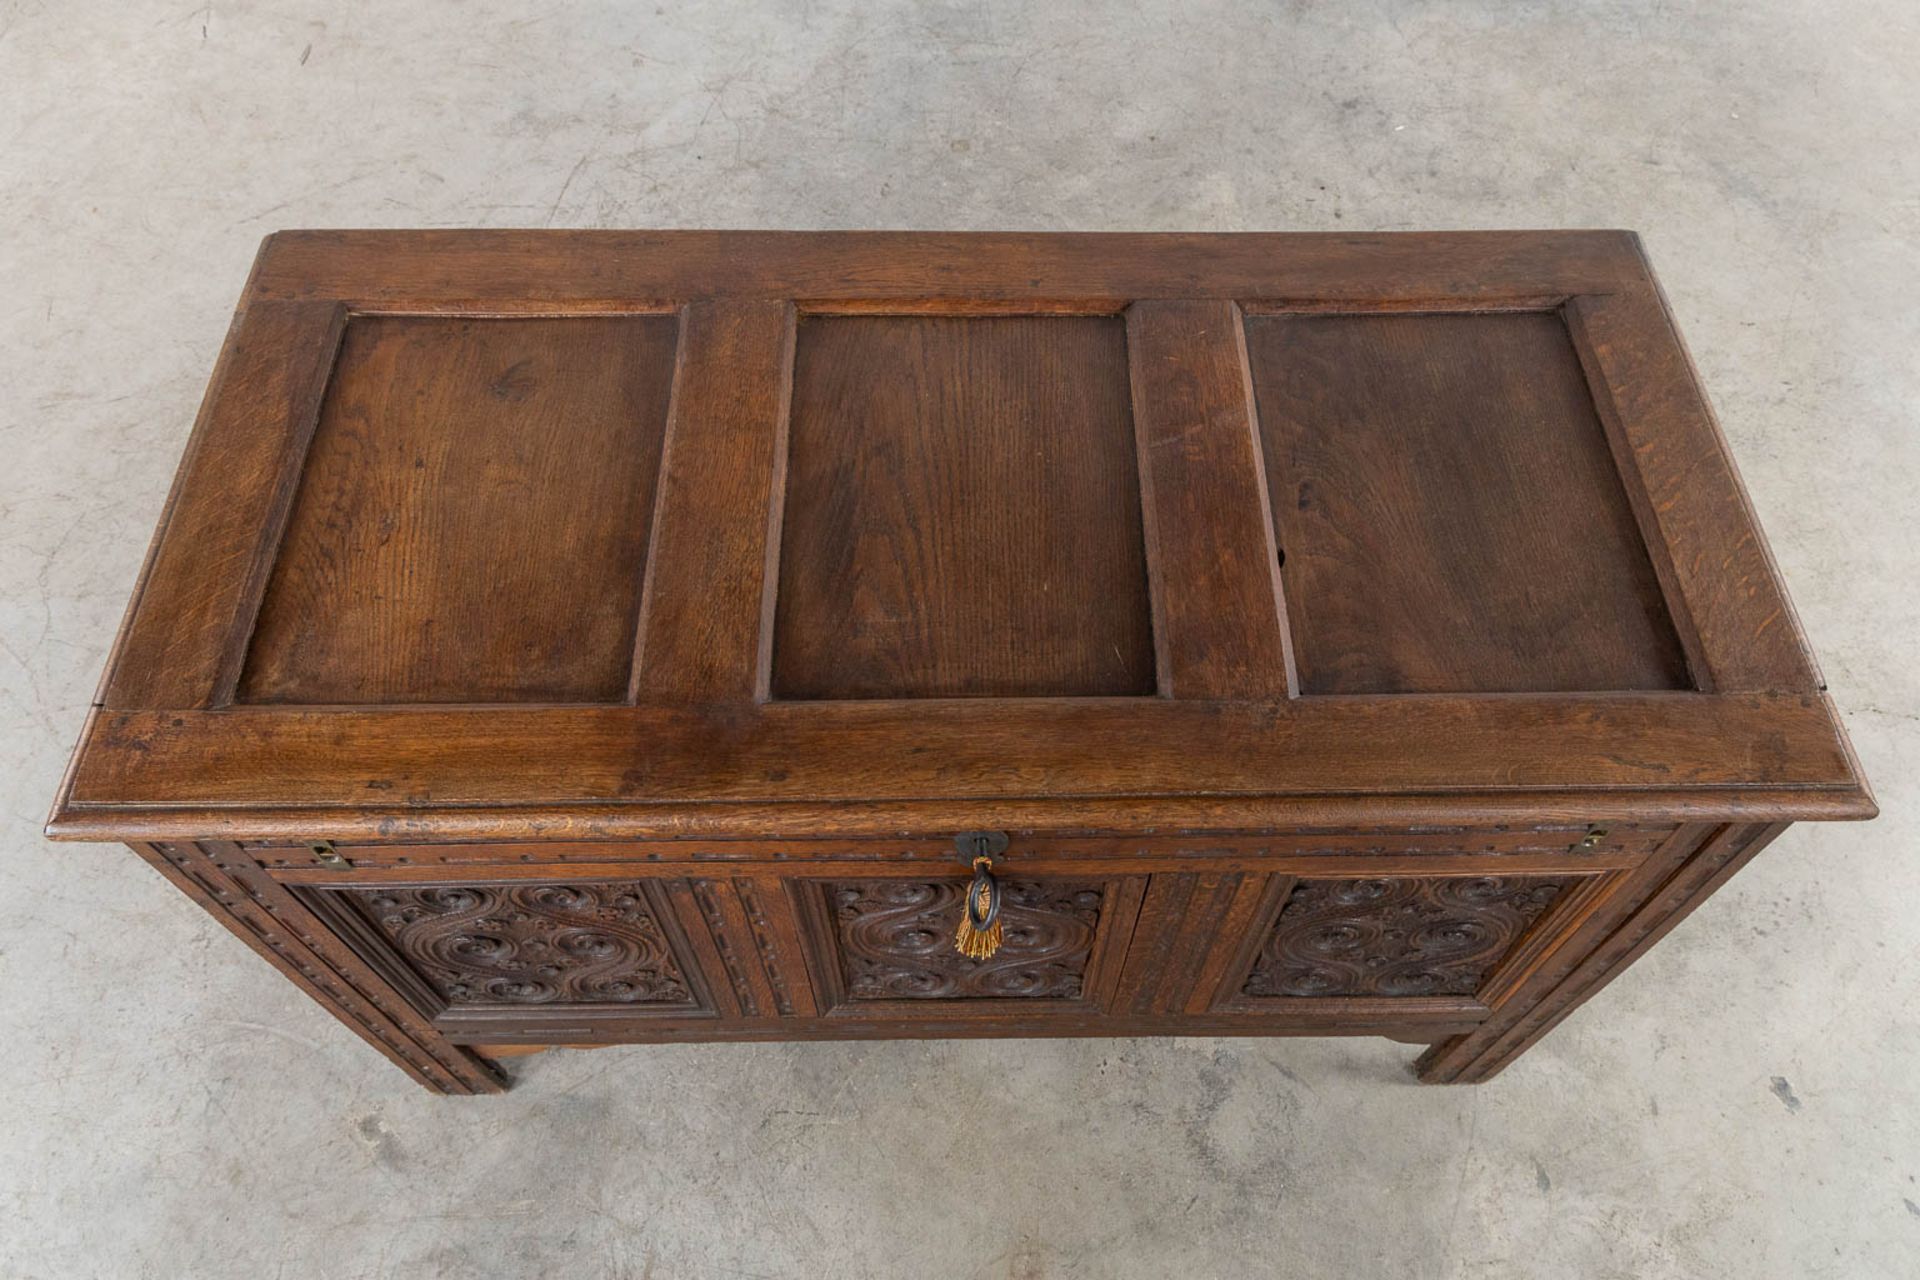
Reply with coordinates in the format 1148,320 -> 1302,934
2,1 -> 1916,1276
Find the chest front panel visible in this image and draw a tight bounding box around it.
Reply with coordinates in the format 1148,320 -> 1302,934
249,825 -> 1663,1052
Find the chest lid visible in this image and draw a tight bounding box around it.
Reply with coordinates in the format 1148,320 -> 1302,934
49,231 -> 1871,841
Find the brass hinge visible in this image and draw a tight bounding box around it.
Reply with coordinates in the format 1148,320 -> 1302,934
307,839 -> 348,868
1574,825 -> 1609,850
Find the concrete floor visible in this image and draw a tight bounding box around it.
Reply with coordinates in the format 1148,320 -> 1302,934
3,1 -> 1916,1275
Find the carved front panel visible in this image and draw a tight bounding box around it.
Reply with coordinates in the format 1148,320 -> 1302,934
339,882 -> 699,1009
1243,876 -> 1573,999
824,879 -> 1105,1002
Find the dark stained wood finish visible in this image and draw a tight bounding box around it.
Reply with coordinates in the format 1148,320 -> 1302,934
438,1003 -> 1488,1047
238,825 -> 1676,871
631,301 -> 794,703
49,231 -> 1871,1093
239,315 -> 677,704
1128,301 -> 1294,698
244,229 -> 1648,307
772,315 -> 1153,699
1248,311 -> 1689,694
1235,874 -> 1582,998
1114,872 -> 1251,1016
105,300 -> 347,709
1417,822 -> 1788,1082
65,692 -> 1861,810
47,782 -> 1872,845
328,880 -> 705,1010
794,872 -> 1146,1018
1565,288 -> 1820,691
133,841 -> 503,1093
266,852 -> 1647,888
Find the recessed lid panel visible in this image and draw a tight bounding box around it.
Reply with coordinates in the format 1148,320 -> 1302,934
1246,310 -> 1692,695
237,314 -> 677,704
771,315 -> 1154,700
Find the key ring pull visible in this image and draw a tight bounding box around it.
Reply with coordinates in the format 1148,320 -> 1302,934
952,831 -> 1009,959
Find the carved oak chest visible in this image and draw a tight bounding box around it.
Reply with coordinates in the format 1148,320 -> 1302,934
48,231 -> 1873,1093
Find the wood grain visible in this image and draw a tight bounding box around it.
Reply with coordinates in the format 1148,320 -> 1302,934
133,840 -> 504,1093
1417,822 -> 1788,1082
1128,301 -> 1294,697
246,229 -> 1650,307
106,300 -> 346,709
630,301 -> 793,703
239,315 -> 677,704
66,692 -> 1859,812
1114,872 -> 1248,1015
48,230 -> 1874,1091
1566,288 -> 1820,691
433,1002 -> 1488,1046
772,315 -> 1153,699
51,785 -> 1872,843
236,825 -> 1674,870
1247,310 -> 1690,694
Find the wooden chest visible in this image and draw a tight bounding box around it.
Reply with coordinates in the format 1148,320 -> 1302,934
48,231 -> 1873,1094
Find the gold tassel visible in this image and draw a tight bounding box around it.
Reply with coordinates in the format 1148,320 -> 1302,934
954,855 -> 1004,959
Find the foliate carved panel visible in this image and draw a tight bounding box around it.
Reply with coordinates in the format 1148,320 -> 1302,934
826,880 -> 1105,1001
338,882 -> 698,1008
1243,876 -> 1573,999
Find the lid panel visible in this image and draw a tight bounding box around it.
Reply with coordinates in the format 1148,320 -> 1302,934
770,314 -> 1155,700
236,314 -> 678,704
1247,310 -> 1692,695
50,232 -> 1867,841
